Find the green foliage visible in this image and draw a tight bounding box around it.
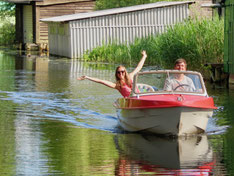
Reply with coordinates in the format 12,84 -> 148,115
156,17 -> 224,71
95,0 -> 183,10
0,21 -> 15,46
83,42 -> 130,64
0,1 -> 15,19
0,1 -> 16,46
129,36 -> 161,65
83,17 -> 224,71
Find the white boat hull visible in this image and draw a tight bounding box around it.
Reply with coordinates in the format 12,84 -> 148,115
117,107 -> 213,136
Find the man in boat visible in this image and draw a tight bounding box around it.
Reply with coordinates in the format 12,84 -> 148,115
164,58 -> 196,92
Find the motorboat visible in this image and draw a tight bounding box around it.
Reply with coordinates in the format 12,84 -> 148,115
114,70 -> 217,136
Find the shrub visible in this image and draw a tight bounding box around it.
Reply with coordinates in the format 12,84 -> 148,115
0,21 -> 15,46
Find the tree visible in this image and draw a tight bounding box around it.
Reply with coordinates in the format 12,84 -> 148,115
0,1 -> 15,19
0,1 -> 15,45
95,0 -> 179,10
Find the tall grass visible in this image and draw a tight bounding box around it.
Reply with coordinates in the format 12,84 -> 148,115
83,17 -> 224,71
156,17 -> 224,70
83,42 -> 130,64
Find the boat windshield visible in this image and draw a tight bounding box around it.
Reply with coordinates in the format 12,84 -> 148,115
133,71 -> 205,94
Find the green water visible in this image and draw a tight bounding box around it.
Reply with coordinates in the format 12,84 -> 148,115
0,49 -> 233,175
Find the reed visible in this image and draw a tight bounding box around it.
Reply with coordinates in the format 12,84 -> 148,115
83,42 -> 130,64
83,17 -> 224,71
156,17 -> 224,71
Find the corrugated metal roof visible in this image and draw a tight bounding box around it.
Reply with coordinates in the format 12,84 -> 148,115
41,1 -> 195,22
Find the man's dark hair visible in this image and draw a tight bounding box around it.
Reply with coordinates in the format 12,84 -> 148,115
174,58 -> 187,66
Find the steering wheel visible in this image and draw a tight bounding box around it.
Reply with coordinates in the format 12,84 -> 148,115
173,84 -> 190,91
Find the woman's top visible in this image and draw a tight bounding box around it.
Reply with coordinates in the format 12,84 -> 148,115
119,82 -> 132,97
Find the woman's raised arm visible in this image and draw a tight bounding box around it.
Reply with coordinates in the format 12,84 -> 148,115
129,50 -> 147,80
77,76 -> 116,89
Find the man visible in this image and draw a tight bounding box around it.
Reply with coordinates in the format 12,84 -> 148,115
164,58 -> 195,92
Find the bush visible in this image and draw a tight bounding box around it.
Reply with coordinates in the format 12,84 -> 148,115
0,21 -> 15,46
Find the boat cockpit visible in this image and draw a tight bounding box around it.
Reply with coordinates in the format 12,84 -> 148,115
132,70 -> 207,96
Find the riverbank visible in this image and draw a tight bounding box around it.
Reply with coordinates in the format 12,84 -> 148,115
83,17 -> 224,75
1,16 -> 224,80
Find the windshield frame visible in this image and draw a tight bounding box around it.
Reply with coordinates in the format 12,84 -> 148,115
131,70 -> 208,97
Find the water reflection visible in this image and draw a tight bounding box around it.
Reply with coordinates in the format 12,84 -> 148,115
115,134 -> 214,175
0,49 -> 233,175
0,50 -> 120,175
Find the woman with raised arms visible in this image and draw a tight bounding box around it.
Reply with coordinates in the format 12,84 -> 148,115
77,50 -> 147,97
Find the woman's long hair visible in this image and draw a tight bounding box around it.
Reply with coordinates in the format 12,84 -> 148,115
115,65 -> 132,89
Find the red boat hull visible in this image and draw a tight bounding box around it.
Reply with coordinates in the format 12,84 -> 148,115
116,94 -> 217,110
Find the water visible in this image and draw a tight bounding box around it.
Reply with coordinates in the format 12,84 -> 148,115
0,49 -> 233,175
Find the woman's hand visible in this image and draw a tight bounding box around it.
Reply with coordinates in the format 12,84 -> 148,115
141,50 -> 147,58
129,50 -> 147,79
77,76 -> 87,80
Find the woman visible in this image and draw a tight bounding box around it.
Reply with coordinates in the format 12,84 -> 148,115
77,50 -> 147,97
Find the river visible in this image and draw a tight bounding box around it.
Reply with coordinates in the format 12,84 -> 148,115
0,49 -> 233,175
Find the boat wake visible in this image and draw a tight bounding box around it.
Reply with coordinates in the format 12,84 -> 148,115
0,91 -> 120,133
0,90 -> 229,135
206,117 -> 229,135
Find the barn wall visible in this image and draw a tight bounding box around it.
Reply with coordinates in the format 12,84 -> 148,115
37,1 -> 95,44
23,5 -> 33,43
15,5 -> 24,44
189,0 -> 213,18
224,0 -> 234,84
65,4 -> 190,58
48,23 -> 71,57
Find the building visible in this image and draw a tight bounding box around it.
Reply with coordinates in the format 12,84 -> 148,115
223,0 -> 234,85
6,0 -> 95,50
41,1 -> 195,58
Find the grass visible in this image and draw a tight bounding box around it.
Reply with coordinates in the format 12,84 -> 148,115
83,17 -> 224,72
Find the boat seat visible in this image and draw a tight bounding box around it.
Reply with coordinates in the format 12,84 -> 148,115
137,84 -> 155,93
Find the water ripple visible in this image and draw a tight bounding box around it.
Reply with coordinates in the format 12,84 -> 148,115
0,90 -> 119,133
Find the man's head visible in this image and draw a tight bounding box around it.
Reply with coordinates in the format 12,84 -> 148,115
174,58 -> 187,71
